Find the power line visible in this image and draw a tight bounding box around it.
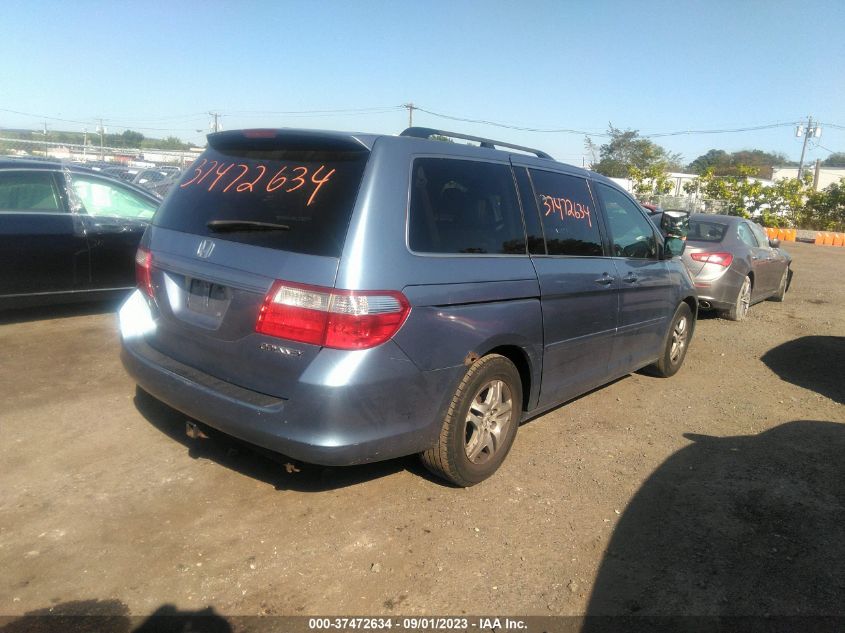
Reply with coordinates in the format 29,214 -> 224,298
643,122 -> 797,138
413,106 -> 605,135
2,103 -> 843,142
223,106 -> 404,116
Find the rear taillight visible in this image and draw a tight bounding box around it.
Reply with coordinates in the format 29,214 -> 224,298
256,281 -> 410,350
135,247 -> 154,297
690,251 -> 733,267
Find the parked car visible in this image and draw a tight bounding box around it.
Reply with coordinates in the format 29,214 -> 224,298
101,166 -> 141,182
684,213 -> 792,320
132,169 -> 169,187
0,159 -> 159,309
144,171 -> 182,199
118,127 -> 697,486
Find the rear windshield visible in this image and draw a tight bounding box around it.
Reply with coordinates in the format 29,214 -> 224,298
153,146 -> 369,257
688,219 -> 728,242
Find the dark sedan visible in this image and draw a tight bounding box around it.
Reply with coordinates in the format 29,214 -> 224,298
684,213 -> 792,320
0,159 -> 159,309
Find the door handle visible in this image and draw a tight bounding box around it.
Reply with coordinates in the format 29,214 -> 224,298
623,273 -> 638,283
594,274 -> 614,286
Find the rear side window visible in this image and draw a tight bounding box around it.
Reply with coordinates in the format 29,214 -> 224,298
689,220 -> 728,242
528,169 -> 603,256
409,158 -> 525,255
153,147 -> 369,258
70,175 -> 157,219
0,171 -> 62,211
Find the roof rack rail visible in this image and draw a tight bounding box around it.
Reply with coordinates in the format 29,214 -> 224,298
400,127 -> 553,160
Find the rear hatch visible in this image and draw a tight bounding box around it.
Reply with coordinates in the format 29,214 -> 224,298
144,130 -> 371,398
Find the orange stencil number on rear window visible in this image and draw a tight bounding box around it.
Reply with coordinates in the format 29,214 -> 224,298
181,161 -> 335,206
540,194 -> 592,227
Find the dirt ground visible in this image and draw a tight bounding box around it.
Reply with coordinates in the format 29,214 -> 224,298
1,242 -> 843,627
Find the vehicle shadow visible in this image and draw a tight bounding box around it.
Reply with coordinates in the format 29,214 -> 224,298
583,420 -> 845,626
0,298 -> 123,325
760,336 -> 845,404
0,600 -> 233,633
133,387 -> 445,491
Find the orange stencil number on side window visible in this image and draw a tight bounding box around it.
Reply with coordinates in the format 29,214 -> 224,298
540,194 -> 592,227
180,162 -> 336,205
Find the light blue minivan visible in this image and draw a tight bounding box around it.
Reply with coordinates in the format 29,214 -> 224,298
119,127 -> 696,486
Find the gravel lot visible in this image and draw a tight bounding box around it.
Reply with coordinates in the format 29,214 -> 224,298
1,242 -> 843,627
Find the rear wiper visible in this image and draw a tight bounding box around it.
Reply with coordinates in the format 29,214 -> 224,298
207,220 -> 291,232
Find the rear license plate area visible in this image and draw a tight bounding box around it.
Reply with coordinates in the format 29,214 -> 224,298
187,278 -> 228,316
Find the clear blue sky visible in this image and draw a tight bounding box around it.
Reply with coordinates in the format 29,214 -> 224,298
1,0 -> 843,167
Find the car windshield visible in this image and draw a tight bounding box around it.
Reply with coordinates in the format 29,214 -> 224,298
689,219 -> 728,242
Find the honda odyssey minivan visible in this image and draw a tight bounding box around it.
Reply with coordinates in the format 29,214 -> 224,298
119,127 -> 696,486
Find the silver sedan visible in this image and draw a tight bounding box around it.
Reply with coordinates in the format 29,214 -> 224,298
683,214 -> 792,320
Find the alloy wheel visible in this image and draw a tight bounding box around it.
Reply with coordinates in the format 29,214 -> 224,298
464,380 -> 513,464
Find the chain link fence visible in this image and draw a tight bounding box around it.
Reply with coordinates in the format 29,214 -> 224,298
636,193 -> 729,214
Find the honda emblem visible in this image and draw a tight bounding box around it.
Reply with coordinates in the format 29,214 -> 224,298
196,239 -> 215,259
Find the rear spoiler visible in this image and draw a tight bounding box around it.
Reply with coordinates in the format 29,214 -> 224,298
208,129 -> 372,153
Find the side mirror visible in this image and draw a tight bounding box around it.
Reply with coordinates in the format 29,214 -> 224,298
664,236 -> 686,258
660,210 -> 690,239
769,238 -> 781,248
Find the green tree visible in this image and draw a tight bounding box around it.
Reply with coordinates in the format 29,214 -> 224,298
687,149 -> 730,175
692,167 -> 811,225
822,152 -> 845,166
803,181 -> 845,230
587,124 -> 683,178
628,164 -> 674,196
687,149 -> 790,178
120,129 -> 145,147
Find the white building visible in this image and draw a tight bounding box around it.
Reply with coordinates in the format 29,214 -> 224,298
772,166 -> 845,190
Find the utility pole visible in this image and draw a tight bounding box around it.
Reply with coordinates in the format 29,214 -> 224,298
83,128 -> 88,159
403,103 -> 415,127
209,112 -> 221,133
42,122 -> 48,158
97,119 -> 105,161
796,115 -> 822,180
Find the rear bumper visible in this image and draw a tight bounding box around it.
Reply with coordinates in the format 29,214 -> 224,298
693,269 -> 744,310
119,294 -> 461,467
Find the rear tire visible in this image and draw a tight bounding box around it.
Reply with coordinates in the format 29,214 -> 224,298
770,267 -> 789,302
421,354 -> 522,487
649,302 -> 693,378
722,275 -> 752,321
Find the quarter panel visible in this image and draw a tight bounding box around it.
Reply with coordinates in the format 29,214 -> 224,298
392,294 -> 543,408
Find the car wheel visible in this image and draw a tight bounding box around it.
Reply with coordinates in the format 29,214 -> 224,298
421,354 -> 522,487
770,267 -> 789,302
723,275 -> 752,321
650,302 -> 693,378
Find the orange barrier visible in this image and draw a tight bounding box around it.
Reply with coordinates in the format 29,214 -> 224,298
823,232 -> 835,246
834,233 -> 845,247
776,228 -> 787,241
788,229 -> 797,241
767,227 -> 778,240
815,232 -> 826,245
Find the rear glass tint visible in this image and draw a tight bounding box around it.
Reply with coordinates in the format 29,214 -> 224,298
689,220 -> 728,242
408,158 -> 525,255
153,147 -> 369,257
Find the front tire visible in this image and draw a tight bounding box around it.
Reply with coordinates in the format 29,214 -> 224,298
723,275 -> 752,321
650,302 -> 693,378
421,354 -> 522,487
